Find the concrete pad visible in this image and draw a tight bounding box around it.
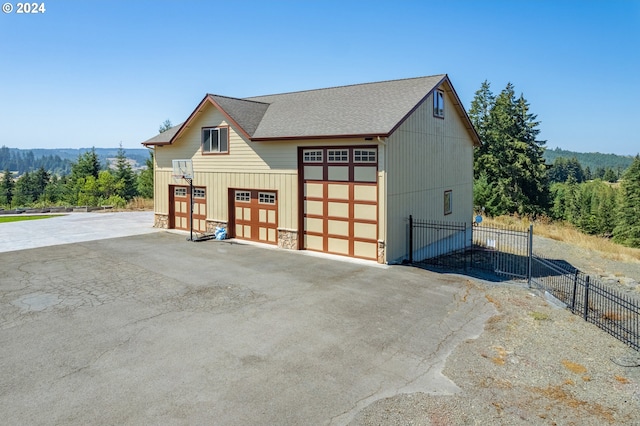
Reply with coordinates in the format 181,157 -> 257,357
0,231 -> 494,425
0,211 -> 160,253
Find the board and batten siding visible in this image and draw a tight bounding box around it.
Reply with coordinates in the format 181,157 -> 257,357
154,101 -> 386,234
385,86 -> 475,263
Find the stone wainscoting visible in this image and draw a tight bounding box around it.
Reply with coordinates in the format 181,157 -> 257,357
377,241 -> 386,264
278,229 -> 298,250
206,220 -> 228,233
154,214 -> 169,229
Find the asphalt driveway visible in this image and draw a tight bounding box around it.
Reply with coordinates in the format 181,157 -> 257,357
0,217 -> 494,425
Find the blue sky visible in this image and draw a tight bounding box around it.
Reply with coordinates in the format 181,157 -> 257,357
1,0 -> 638,155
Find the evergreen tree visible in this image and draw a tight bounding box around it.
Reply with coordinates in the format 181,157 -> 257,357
159,119 -> 173,133
114,144 -> 137,201
468,80 -> 494,157
613,155 -> 640,247
70,148 -> 101,182
14,171 -> 36,205
43,174 -> 64,205
472,82 -> 548,216
33,166 -> 51,202
0,168 -> 15,206
603,168 -> 617,183
67,148 -> 102,205
137,151 -> 154,199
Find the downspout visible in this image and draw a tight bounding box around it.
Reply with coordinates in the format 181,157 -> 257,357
377,136 -> 387,263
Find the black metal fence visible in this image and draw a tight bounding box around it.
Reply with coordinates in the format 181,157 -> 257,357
407,216 -> 639,351
530,254 -> 640,351
407,215 -> 531,280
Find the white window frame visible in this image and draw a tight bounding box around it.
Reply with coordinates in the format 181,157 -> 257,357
434,90 -> 444,118
202,127 -> 229,153
303,149 -> 323,163
235,191 -> 250,202
193,188 -> 206,198
327,149 -> 349,163
354,149 -> 377,163
444,190 -> 452,215
258,192 -> 276,205
174,187 -> 187,197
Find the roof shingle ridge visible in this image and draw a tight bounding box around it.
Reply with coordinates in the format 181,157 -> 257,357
245,74 -> 446,99
207,93 -> 270,105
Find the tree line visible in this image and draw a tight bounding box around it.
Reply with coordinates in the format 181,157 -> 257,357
470,80 -> 640,248
0,145 -> 72,175
0,146 -> 153,209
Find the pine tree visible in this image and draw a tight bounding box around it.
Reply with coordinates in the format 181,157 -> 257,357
603,168 -> 617,183
137,151 -> 154,199
471,82 -> 548,216
33,166 -> 50,202
159,119 -> 173,133
613,155 -> 640,247
114,144 -> 137,201
0,168 -> 15,206
71,148 -> 101,182
14,171 -> 36,205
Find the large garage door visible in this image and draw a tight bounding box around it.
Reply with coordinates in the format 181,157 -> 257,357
171,185 -> 207,233
232,189 -> 278,245
302,147 -> 378,260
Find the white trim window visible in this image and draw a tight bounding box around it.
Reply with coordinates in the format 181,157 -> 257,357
434,90 -> 444,118
202,127 -> 229,153
354,149 -> 376,163
193,188 -> 206,198
235,191 -> 250,202
327,149 -> 349,162
444,190 -> 452,215
258,192 -> 276,204
174,187 -> 187,197
303,149 -> 323,163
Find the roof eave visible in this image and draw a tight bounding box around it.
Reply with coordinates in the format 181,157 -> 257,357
251,132 -> 388,142
141,141 -> 171,147
163,94 -> 255,146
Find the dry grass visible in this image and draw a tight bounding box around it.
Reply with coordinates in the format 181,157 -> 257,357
561,360 -> 587,374
482,216 -> 640,263
530,384 -> 616,423
125,197 -> 154,210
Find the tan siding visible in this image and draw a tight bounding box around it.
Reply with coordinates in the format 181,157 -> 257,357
385,84 -> 475,263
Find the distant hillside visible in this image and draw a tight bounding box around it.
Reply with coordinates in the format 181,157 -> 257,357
28,148 -> 151,165
0,147 -> 151,175
544,147 -> 635,172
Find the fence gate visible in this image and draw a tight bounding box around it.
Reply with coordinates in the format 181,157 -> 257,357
471,224 -> 532,279
408,216 -> 532,280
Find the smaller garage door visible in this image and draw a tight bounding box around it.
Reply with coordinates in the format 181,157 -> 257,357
172,186 -> 207,233
232,190 -> 278,245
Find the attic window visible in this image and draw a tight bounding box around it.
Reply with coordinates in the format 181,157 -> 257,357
202,127 -> 229,154
434,90 -> 444,118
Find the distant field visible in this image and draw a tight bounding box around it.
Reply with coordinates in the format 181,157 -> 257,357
0,215 -> 61,224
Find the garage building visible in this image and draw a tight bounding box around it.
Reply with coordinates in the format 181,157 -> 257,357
142,74 -> 480,264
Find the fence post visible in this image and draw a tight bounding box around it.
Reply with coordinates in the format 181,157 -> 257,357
464,223 -> 468,272
527,224 -> 533,288
408,215 -> 413,264
571,270 -> 579,314
583,275 -> 590,321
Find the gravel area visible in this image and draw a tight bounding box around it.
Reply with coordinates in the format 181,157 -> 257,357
533,235 -> 640,290
350,241 -> 640,425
